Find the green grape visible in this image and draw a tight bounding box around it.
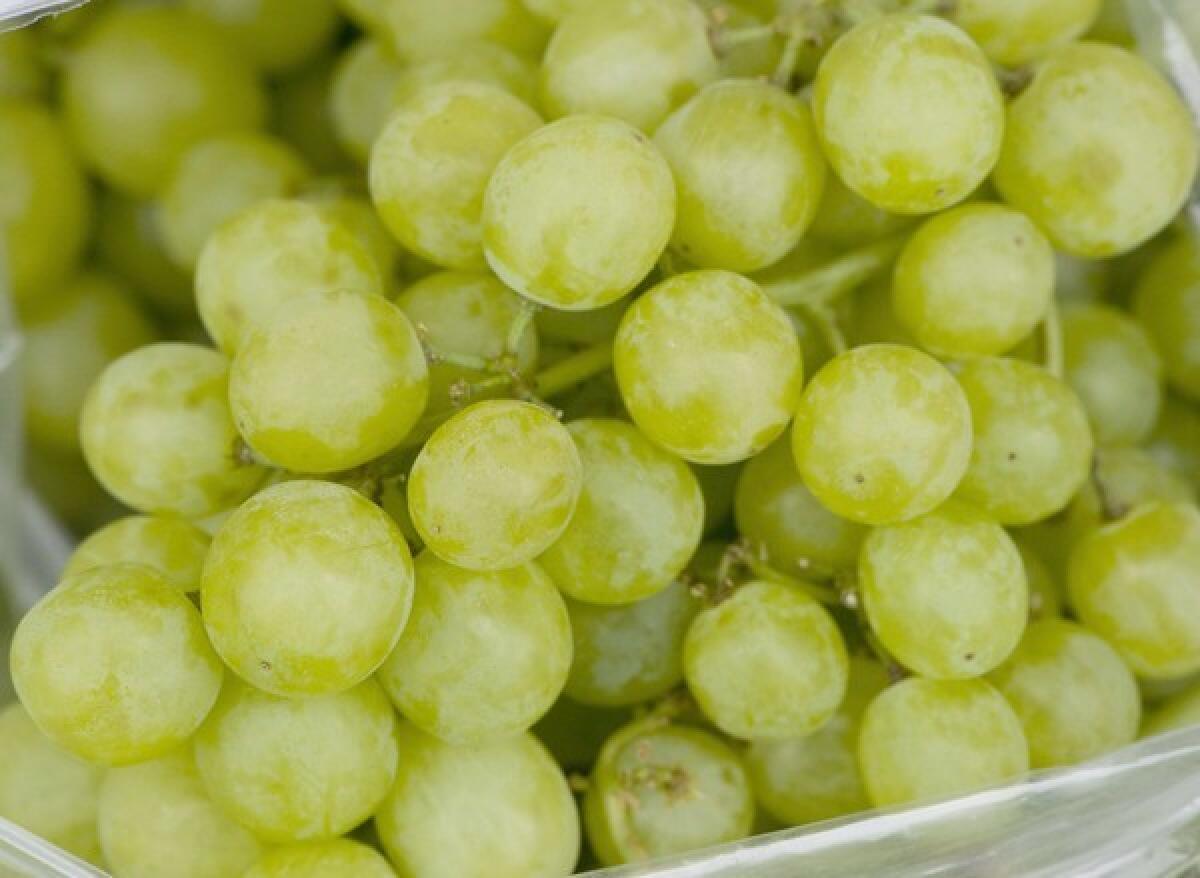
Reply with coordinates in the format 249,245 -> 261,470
203,480 -> 414,696
693,462 -> 740,536
954,357 -> 1094,525
993,43 -> 1198,257
952,0 -> 1101,67
11,565 -> 223,766
684,580 -> 849,740
1148,395 -> 1200,489
304,188 -> 402,285
792,344 -> 972,525
536,296 -> 629,346
195,198 -> 384,353
195,678 -> 397,843
1143,681 -> 1200,737
0,101 -> 91,304
989,618 -> 1139,769
1134,232 -> 1200,402
98,748 -> 264,878
541,0 -> 716,132
653,79 -> 826,272
734,438 -> 868,574
377,551 -> 571,743
861,501 -> 1027,679
614,270 -> 803,465
0,702 -> 103,865
80,343 -> 268,518
329,39 -> 406,164
847,277 -> 918,348
808,172 -> 915,248
61,6 -> 266,198
483,114 -> 676,310
408,399 -> 583,570
1066,446 -> 1195,547
376,724 -> 579,878
272,53 -> 353,175
564,580 -> 700,707
1062,303 -> 1164,446
1068,501 -> 1200,679
230,290 -> 429,473
183,0 -> 338,74
812,13 -> 1004,215
584,717 -> 753,866
892,204 -> 1054,358
858,677 -> 1029,808
0,30 -> 45,99
533,698 -> 632,772
63,515 -> 211,594
22,272 -> 158,454
95,192 -> 194,319
245,839 -> 397,878
540,419 -> 704,605
521,0 -> 588,22
745,655 -> 889,827
1017,541 -> 1064,618
381,0 -> 548,61
158,132 -> 310,269
395,43 -> 537,106
370,81 -> 543,272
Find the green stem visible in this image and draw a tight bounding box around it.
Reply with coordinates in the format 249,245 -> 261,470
800,304 -> 848,356
762,234 -> 907,310
710,22 -> 777,55
743,555 -> 842,607
1043,299 -> 1064,379
533,342 -> 614,399
772,22 -> 807,86
506,301 -> 539,356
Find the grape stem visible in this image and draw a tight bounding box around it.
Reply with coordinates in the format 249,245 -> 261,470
533,342 -> 614,399
1042,299 -> 1064,379
799,303 -> 849,356
743,553 -> 842,607
506,301 -> 540,356
761,234 -> 907,309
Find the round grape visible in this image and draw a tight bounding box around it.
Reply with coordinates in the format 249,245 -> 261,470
329,38 -> 405,163
303,187 -> 402,281
1134,232 -> 1200,403
244,840 -> 397,878
808,172 -> 915,248
394,42 -> 536,106
381,0 -> 548,62
952,0 -> 1102,67
1066,446 -> 1195,547
182,0 -> 338,74
64,515 -> 211,594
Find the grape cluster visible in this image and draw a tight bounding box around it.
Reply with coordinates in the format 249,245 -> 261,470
1,0 -> 1200,875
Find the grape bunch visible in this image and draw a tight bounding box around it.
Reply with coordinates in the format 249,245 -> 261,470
2,0 -> 1200,875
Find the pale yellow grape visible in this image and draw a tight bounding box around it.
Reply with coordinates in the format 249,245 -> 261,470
0,30 -> 44,99
95,192 -> 194,318
194,679 -> 397,843
653,79 -> 826,272
483,114 -> 676,310
64,515 -> 210,594
80,343 -> 268,518
376,725 -> 579,878
378,551 -> 570,743
0,703 -> 103,864
1066,446 -> 1195,547
22,272 -> 157,454
994,43 -> 1198,257
1068,501 -> 1200,679
808,172 -> 915,248
395,43 -> 537,106
1148,395 -> 1200,489
370,81 -> 542,271
953,0 -> 1102,67
1134,232 -> 1200,402
954,357 -> 1094,525
196,198 -> 384,353
304,188 -> 402,284
272,55 -> 352,175
614,270 -> 803,464
792,344 -> 972,525
158,132 -> 310,268
98,748 -> 263,878
11,565 -> 223,766
329,39 -> 405,164
812,14 -> 1003,214
1143,682 -> 1200,737
540,0 -> 716,132
858,677 -> 1029,808
540,419 -> 703,605
382,0 -> 548,61
203,480 -> 414,696
245,840 -> 397,878
684,580 -> 849,740
61,6 -> 266,197
183,0 -> 338,73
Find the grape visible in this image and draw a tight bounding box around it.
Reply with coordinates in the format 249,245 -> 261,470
693,462 -> 740,536
1062,303 -> 1164,446
0,101 -> 91,303
954,357 -> 1094,525
329,38 -> 406,164
376,551 -> 571,743
80,343 -> 268,518
202,480 -> 414,696
1148,395 -> 1200,490
22,272 -> 157,454
1143,682 -> 1200,737
0,29 -> 45,99
244,840 -> 397,878
304,188 -> 403,284
653,79 -> 827,272
482,114 -> 676,310
158,132 -> 310,269
194,678 -> 397,843
792,344 -> 973,525
521,0 -> 588,22
395,43 -> 537,106
182,0 -> 338,74
1017,542 -> 1064,619
684,580 -> 849,740
11,565 -> 223,766
98,748 -> 264,878
734,438 -> 867,574
1068,501 -> 1200,679
808,172 -> 915,249
0,702 -> 103,865
541,419 -> 704,605
892,204 -> 1054,358
1134,232 -> 1200,403
95,192 -> 194,318
272,54 -> 353,175
375,724 -> 579,878
584,717 -> 753,866
61,6 -> 266,198
993,43 -> 1198,258
989,618 -> 1139,769
859,677 -> 1028,808
614,270 -> 803,465
407,399 -> 583,570
812,13 -> 1004,215
952,0 -> 1102,67
63,515 -> 211,594
370,82 -> 542,271
382,0 -> 548,61
1066,446 -> 1195,548
540,0 -> 717,132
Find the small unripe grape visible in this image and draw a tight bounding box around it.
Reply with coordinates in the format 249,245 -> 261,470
1134,232 -> 1200,403
952,0 -> 1102,67
381,0 -> 548,62
244,840 -> 397,878
182,0 -> 339,74
64,515 -> 211,594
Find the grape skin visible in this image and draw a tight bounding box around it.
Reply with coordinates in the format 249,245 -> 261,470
1134,232 -> 1200,403
329,38 -> 405,163
63,515 -> 211,594
953,0 -> 1102,67
182,0 -> 339,74
381,0 -> 548,63
244,839 -> 397,878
